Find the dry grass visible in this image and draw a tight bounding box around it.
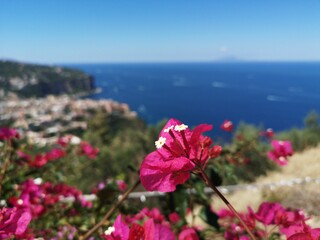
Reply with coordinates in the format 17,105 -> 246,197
211,144 -> 320,226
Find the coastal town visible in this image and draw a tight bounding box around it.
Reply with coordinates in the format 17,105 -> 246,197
0,95 -> 137,145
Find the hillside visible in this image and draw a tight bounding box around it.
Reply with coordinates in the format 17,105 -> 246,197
0,60 -> 95,99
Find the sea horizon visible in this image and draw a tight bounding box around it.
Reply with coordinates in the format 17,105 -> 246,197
65,62 -> 320,138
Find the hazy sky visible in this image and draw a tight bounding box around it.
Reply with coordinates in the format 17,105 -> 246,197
1,0 -> 320,63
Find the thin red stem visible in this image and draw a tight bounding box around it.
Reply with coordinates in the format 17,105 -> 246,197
199,169 -> 257,240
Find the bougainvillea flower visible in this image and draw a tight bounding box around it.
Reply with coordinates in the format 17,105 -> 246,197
268,140 -> 293,166
216,208 -> 235,219
79,141 -> 99,159
254,202 -> 284,225
10,179 -> 89,218
45,148 -> 66,161
29,154 -> 48,168
0,127 -> 19,141
144,208 -> 165,223
103,214 -> 175,240
140,151 -> 195,192
217,202 -> 313,240
277,208 -> 307,228
220,120 -> 233,132
19,148 -> 66,168
103,215 -> 129,240
128,223 -> 144,240
140,118 -> 221,192
264,128 -> 274,138
57,135 -> 81,147
0,207 -> 32,239
116,180 -> 127,192
57,136 -> 71,147
223,223 -> 249,240
144,218 -> 175,240
286,221 -> 320,240
17,151 -> 32,162
168,212 -> 181,224
178,227 -> 199,240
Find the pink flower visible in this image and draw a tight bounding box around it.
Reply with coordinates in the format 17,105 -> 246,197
264,128 -> 274,138
144,208 -> 165,223
103,215 -> 129,240
286,221 -> 320,240
103,214 -> 175,240
128,223 -> 144,240
11,179 -> 89,218
57,136 -> 71,147
29,154 -> 48,168
79,142 -> 99,159
140,151 -> 194,192
210,145 -> 222,158
140,118 -> 221,192
254,202 -> 284,225
216,208 -> 235,219
168,212 -> 181,224
17,151 -> 32,162
45,148 -> 66,161
0,207 -> 32,239
268,140 -> 293,166
58,135 -> 81,147
178,227 -> 199,240
116,180 -> 127,192
0,127 -> 19,141
143,218 -> 175,240
220,120 -> 233,132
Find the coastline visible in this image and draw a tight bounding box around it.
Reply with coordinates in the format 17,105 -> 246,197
72,87 -> 103,99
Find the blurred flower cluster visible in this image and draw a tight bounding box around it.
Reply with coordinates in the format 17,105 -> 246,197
0,118 -> 318,239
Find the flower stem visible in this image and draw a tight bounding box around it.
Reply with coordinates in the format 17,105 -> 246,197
198,169 -> 257,240
80,179 -> 140,240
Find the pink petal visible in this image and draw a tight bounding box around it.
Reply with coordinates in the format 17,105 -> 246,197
178,227 -> 199,240
113,215 -> 129,240
15,210 -> 32,235
255,202 -> 284,225
190,124 -> 212,144
140,152 -> 194,192
144,219 -> 175,240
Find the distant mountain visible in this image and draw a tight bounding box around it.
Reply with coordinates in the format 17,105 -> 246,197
0,60 -> 95,99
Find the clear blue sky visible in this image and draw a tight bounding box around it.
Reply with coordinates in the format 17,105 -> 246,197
1,0 -> 320,63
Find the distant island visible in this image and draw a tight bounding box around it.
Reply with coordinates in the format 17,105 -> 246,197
0,60 -> 95,99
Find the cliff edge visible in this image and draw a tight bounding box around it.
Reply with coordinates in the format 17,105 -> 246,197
0,60 -> 95,99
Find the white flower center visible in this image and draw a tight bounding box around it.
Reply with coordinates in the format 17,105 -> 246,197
164,125 -> 174,133
0,200 -> 6,206
17,199 -> 24,205
104,226 -> 115,235
155,137 -> 166,149
174,124 -> 188,132
34,177 -> 43,185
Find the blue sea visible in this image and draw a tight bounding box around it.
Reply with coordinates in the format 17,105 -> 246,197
69,62 -> 320,136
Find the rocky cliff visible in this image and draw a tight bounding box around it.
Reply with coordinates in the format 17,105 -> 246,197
0,60 -> 95,99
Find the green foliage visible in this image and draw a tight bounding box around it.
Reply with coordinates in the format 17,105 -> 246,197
70,111 -> 165,190
214,122 -> 276,184
276,111 -> 320,151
